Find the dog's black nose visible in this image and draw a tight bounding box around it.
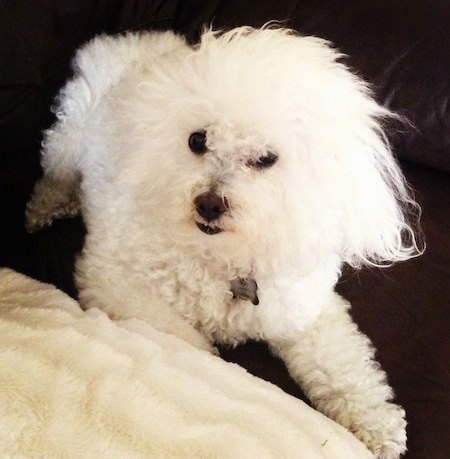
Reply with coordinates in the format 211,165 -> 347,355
194,192 -> 228,221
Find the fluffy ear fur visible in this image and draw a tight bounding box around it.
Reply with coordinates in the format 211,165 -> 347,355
332,118 -> 422,268
298,72 -> 423,268
301,89 -> 423,268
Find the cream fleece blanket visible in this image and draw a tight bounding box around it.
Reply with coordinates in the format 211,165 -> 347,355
0,268 -> 372,458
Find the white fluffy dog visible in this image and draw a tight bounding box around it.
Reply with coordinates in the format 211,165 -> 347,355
26,27 -> 421,458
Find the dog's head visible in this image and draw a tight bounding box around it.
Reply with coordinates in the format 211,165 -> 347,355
117,27 -> 421,273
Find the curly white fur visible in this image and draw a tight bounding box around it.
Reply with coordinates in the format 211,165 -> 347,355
26,26 -> 422,458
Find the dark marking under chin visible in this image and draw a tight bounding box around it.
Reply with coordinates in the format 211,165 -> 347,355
230,277 -> 259,305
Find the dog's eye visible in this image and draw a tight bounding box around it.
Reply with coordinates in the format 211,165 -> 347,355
189,131 -> 208,155
253,152 -> 278,169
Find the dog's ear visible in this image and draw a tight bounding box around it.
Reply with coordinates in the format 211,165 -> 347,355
274,33 -> 425,268
330,114 -> 423,268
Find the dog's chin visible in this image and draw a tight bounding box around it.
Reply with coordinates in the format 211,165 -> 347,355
196,222 -> 223,235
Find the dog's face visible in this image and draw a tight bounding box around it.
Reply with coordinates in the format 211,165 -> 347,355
190,128 -> 276,236
176,109 -> 317,273
188,124 -> 284,235
113,28 -> 418,272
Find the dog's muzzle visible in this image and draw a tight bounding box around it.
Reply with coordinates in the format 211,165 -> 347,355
194,192 -> 228,235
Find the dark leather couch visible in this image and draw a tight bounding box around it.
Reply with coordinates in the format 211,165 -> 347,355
1,1 -> 449,458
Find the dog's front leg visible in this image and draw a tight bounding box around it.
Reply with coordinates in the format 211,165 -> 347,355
269,295 -> 406,459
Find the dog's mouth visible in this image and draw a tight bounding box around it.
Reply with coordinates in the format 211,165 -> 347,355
196,222 -> 223,235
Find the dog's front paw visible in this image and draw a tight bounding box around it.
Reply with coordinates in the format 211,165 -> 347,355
350,402 -> 407,459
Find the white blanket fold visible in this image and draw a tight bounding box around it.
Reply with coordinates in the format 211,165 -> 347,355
0,268 -> 372,458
